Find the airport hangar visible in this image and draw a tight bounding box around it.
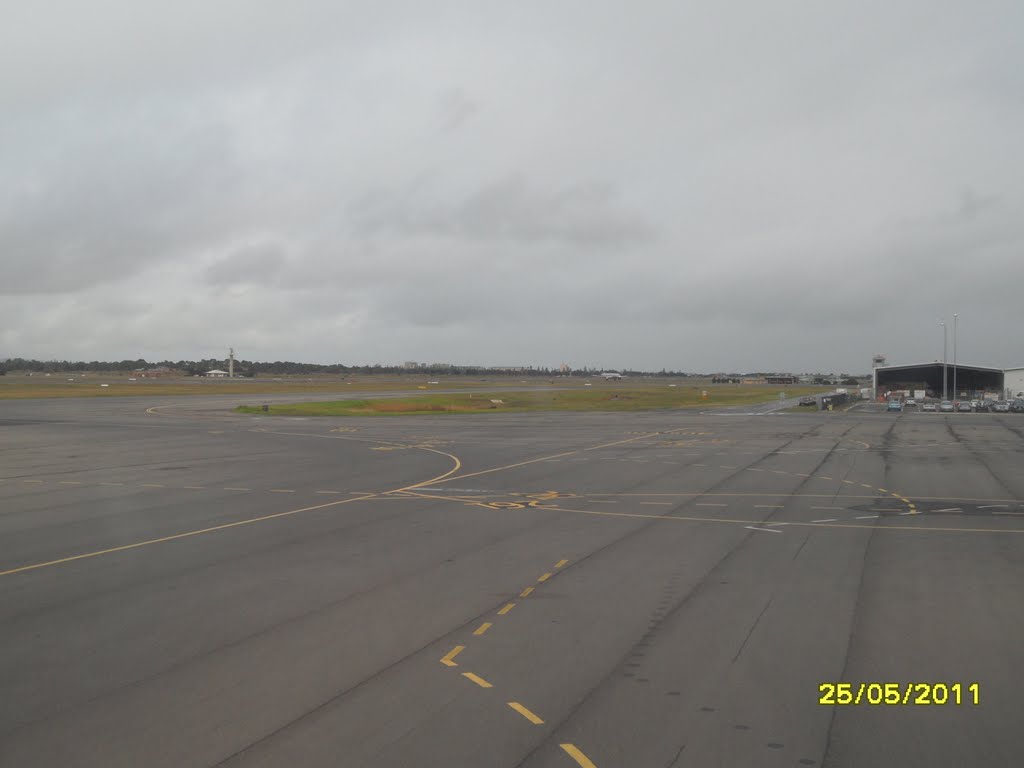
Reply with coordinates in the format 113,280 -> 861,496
873,362 -> 1024,400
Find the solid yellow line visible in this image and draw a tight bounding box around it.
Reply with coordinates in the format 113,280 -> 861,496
538,504 -> 1024,536
561,743 -> 598,768
440,645 -> 464,667
0,494 -> 378,577
416,429 -> 679,488
507,702 -> 544,724
520,586 -> 535,597
473,622 -> 493,636
498,603 -> 515,615
461,672 -> 493,688
554,559 -> 569,568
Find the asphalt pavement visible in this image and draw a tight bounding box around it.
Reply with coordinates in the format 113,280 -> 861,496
2,396 -> 1023,767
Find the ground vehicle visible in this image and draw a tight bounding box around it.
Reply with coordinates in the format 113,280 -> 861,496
939,401 -> 955,412
906,398 -> 916,406
922,403 -> 937,412
1011,400 -> 1024,413
975,401 -> 989,412
957,401 -> 971,412
993,401 -> 1010,413
887,399 -> 903,412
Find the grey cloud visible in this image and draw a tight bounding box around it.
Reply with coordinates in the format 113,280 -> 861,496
205,242 -> 289,286
351,176 -> 655,248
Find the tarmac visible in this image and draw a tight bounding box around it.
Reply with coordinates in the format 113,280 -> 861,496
1,394 -> 1023,767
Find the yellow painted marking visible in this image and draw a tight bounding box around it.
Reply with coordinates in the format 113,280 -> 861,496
440,645 -> 464,667
755,505 -> 783,508
561,744 -> 598,768
223,487 -> 251,491
640,501 -> 673,505
861,484 -> 874,489
498,603 -> 515,615
416,429 -> 675,489
461,672 -> 493,688
507,702 -> 544,724
843,480 -> 856,485
535,503 -> 1024,536
140,484 -> 165,488
877,487 -> 889,493
316,490 -> 342,494
538,572 -> 553,583
520,586 -> 535,597
0,493 -> 378,577
269,489 -> 295,493
696,503 -> 727,507
554,559 -> 569,568
473,622 -> 493,636
819,476 -> 832,480
99,482 -> 124,486
59,481 -> 82,485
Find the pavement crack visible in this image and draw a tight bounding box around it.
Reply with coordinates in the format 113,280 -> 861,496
732,595 -> 774,663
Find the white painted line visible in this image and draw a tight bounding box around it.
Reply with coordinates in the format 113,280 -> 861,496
978,505 -> 1008,509
810,506 -> 842,510
856,515 -> 879,519
744,526 -> 783,533
696,503 -> 728,507
898,511 -> 917,516
811,518 -> 838,523
934,507 -> 962,512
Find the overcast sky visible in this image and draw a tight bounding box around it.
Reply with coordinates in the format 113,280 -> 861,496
3,1 -> 1021,372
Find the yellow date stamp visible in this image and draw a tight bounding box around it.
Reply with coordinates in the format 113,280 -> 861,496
819,682 -> 980,706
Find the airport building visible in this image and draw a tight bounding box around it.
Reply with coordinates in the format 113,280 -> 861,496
873,362 -> 1024,400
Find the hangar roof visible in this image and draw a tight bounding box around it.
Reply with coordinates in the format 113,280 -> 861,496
875,362 -> 1003,373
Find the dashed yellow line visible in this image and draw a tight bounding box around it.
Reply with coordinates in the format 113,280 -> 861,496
561,743 -> 598,767
554,559 -> 569,568
473,622 -> 493,636
440,646 -> 464,667
537,572 -> 553,583
520,586 -> 535,597
498,603 -> 516,615
507,702 -> 544,725
461,672 -> 493,689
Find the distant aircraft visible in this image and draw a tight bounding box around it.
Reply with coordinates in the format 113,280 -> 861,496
600,372 -> 623,380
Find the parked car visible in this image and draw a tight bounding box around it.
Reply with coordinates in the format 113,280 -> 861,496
922,402 -> 937,412
993,401 -> 1010,413
905,398 -> 916,406
939,401 -> 955,412
1011,399 -> 1024,413
974,400 -> 989,412
957,401 -> 972,412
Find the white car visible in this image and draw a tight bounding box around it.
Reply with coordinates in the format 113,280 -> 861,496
921,403 -> 937,412
905,398 -> 916,406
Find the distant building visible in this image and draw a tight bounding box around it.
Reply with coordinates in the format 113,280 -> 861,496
205,369 -> 229,378
402,361 -> 419,369
559,363 -> 571,373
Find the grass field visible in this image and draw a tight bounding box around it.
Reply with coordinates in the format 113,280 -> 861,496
236,385 -> 831,416
0,375 -> 571,400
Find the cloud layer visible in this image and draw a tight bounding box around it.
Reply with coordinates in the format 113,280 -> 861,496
3,1 -> 1022,371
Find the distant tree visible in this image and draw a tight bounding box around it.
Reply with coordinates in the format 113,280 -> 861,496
841,377 -> 859,386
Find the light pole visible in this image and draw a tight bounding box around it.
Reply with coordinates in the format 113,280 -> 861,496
952,313 -> 958,400
940,320 -> 947,400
